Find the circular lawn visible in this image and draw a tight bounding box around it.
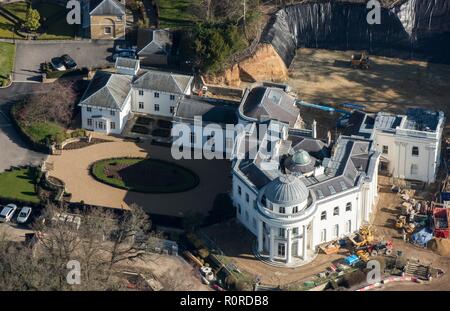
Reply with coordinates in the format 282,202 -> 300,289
91,158 -> 199,193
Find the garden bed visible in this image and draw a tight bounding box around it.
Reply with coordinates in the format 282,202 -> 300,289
0,42 -> 15,87
136,116 -> 154,126
131,125 -> 150,134
91,157 -> 199,193
63,138 -> 111,150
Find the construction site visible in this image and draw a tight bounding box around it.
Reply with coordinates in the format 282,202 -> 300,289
196,0 -> 450,291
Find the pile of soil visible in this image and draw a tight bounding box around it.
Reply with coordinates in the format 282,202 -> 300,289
428,238 -> 450,257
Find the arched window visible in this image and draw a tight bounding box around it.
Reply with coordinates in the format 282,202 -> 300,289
292,206 -> 298,214
279,206 -> 285,214
321,211 -> 327,220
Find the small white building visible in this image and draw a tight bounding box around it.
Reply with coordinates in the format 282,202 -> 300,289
79,62 -> 193,135
132,70 -> 193,118
79,71 -> 132,134
343,109 -> 445,183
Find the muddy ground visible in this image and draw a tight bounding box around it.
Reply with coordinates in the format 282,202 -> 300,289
288,48 -> 450,132
202,176 -> 450,290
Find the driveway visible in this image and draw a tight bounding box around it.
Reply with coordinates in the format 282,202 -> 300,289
47,133 -> 231,217
0,107 -> 46,172
13,40 -> 115,82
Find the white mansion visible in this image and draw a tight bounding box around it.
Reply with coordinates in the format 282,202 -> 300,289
78,61 -> 444,266
230,85 -> 444,266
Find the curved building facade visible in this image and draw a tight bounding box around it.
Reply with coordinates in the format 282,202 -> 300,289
231,115 -> 380,266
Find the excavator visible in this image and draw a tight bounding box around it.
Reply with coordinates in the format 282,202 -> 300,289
395,215 -> 416,234
350,51 -> 370,69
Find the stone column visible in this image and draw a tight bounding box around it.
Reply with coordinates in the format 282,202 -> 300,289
297,229 -> 302,257
302,225 -> 308,260
269,227 -> 275,261
257,220 -> 263,253
286,229 -> 292,264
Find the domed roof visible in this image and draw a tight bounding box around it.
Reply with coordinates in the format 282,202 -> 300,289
291,150 -> 311,166
264,175 -> 309,205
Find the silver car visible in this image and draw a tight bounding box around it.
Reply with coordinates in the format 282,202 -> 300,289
0,204 -> 18,223
17,206 -> 32,224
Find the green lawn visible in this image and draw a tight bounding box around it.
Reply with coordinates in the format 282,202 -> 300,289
92,157 -> 199,193
0,42 -> 15,86
34,3 -> 77,40
0,168 -> 39,203
0,2 -> 76,39
21,121 -> 65,144
158,0 -> 198,29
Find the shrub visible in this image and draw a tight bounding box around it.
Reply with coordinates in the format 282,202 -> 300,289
198,248 -> 210,259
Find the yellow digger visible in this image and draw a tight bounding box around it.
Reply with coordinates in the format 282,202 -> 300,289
395,215 -> 416,234
349,225 -> 375,248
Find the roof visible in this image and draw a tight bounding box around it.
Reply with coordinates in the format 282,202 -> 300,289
233,119 -> 378,201
404,108 -> 443,132
90,0 -> 125,16
175,97 -> 238,125
241,86 -> 299,127
115,57 -> 139,70
80,71 -> 132,110
264,175 -> 309,205
133,70 -> 192,94
137,29 -> 172,56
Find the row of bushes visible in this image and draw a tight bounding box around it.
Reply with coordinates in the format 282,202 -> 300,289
44,67 -> 89,80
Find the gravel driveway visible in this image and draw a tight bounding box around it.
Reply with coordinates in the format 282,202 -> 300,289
13,40 -> 114,82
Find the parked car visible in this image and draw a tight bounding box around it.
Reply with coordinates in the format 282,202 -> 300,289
115,44 -> 137,53
16,206 -> 33,224
61,54 -> 77,70
0,204 -> 18,223
112,51 -> 136,61
50,57 -> 66,71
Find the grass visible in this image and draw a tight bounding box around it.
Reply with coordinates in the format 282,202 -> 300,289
0,168 -> 39,203
0,2 -> 76,39
0,42 -> 15,86
21,121 -> 65,144
91,157 -> 199,193
3,2 -> 29,21
35,3 -> 77,40
158,0 -> 198,29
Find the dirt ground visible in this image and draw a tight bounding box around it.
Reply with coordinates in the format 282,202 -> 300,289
202,220 -> 347,287
288,48 -> 450,131
117,254 -> 210,291
202,176 -> 450,290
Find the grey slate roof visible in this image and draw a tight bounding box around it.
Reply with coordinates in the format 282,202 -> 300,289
137,29 -> 172,56
133,70 -> 192,94
241,86 -> 300,127
175,97 -> 238,125
80,71 -> 132,110
115,57 -> 139,70
90,0 -> 125,16
264,175 -> 309,205
233,119 -> 378,201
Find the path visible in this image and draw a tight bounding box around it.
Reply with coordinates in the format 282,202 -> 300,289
47,133 -> 231,217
